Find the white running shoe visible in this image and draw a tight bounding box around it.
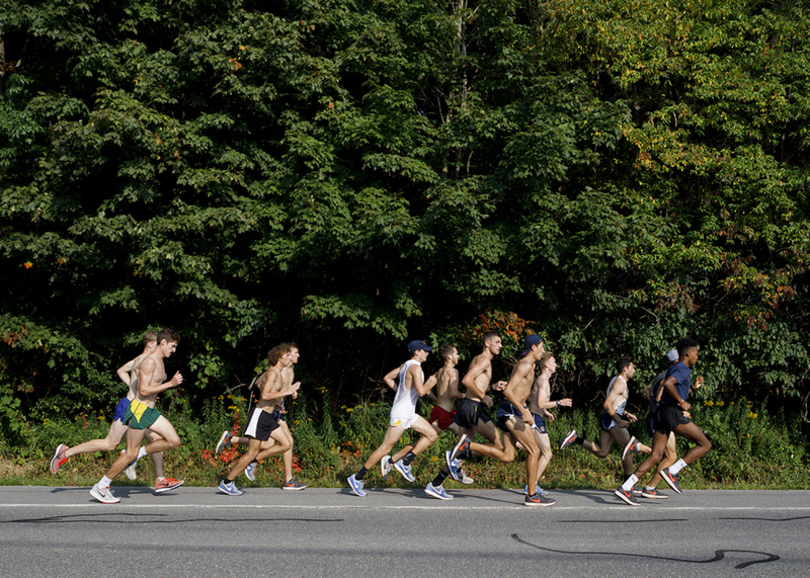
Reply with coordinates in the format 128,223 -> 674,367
90,483 -> 120,504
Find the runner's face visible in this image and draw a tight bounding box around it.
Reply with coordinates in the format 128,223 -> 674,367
627,363 -> 635,379
160,340 -> 177,357
684,348 -> 698,367
487,337 -> 503,355
285,348 -> 300,365
547,357 -> 557,373
450,348 -> 459,365
415,349 -> 429,362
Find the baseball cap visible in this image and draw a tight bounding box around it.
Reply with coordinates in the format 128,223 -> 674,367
407,340 -> 433,353
666,349 -> 679,362
521,334 -> 544,357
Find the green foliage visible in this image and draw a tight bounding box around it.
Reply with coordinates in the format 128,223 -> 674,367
1,0 -> 810,433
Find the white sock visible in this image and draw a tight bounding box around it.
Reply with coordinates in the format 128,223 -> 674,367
669,459 -> 687,475
622,474 -> 638,491
137,446 -> 148,460
99,476 -> 112,490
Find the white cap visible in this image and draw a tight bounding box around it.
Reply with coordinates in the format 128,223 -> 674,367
666,349 -> 679,362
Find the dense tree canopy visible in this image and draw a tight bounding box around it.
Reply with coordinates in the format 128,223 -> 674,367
2,0 -> 809,431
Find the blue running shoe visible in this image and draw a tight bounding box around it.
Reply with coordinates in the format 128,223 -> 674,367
245,461 -> 256,481
445,451 -> 462,482
219,479 -> 244,496
394,460 -> 415,482
524,485 -> 549,496
425,482 -> 453,500
347,474 -> 367,497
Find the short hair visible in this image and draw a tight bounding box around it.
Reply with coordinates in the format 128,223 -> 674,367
439,344 -> 457,362
482,332 -> 500,346
156,328 -> 180,345
267,342 -> 298,366
676,338 -> 699,358
142,331 -> 158,347
617,356 -> 634,374
538,352 -> 555,372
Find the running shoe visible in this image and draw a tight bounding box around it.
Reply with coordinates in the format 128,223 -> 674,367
218,479 -> 244,496
457,463 -> 474,485
631,485 -> 642,497
90,483 -> 120,504
347,474 -> 367,497
245,461 -> 256,481
124,454 -> 139,481
215,431 -> 233,454
660,468 -> 683,494
394,459 -> 415,483
380,455 -> 393,480
282,477 -> 308,490
641,487 -> 668,499
425,482 -> 453,500
614,485 -> 641,506
155,478 -> 184,493
445,451 -> 462,482
50,444 -> 68,474
524,491 -> 555,507
449,434 -> 471,463
559,430 -> 578,450
524,485 -> 550,497
621,436 -> 641,461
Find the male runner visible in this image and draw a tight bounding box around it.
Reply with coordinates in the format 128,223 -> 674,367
523,352 -> 571,496
378,344 -> 472,498
218,343 -> 301,496
215,343 -> 307,490
559,356 -> 651,486
51,332 -> 170,487
440,332 -> 512,483
622,349 -> 685,499
615,338 -> 711,505
89,328 -> 185,503
450,334 -> 555,506
347,340 -> 438,497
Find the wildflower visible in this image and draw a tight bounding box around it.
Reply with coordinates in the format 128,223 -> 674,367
749,412 -> 757,419
24,262 -> 33,269
431,456 -> 439,462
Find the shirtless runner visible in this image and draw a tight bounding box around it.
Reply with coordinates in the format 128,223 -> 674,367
214,343 -> 306,490
451,334 -> 555,506
218,343 -> 302,496
522,352 -> 571,497
89,328 -> 185,504
51,332 -> 170,486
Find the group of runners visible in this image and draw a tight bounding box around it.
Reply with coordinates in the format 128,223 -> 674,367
49,328 -> 712,507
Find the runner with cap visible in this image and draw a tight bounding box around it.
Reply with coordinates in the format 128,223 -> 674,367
347,340 -> 438,497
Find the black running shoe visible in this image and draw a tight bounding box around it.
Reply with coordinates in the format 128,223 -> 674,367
614,485 -> 641,506
660,467 -> 683,494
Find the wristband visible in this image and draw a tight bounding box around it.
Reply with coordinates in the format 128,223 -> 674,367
678,400 -> 685,407
556,400 -> 561,408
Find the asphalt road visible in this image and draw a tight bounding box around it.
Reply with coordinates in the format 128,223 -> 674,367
1,486 -> 808,577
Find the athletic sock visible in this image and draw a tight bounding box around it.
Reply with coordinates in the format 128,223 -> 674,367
621,474 -> 638,491
137,446 -> 148,460
645,486 -> 656,492
356,466 -> 368,481
574,437 -> 585,446
669,459 -> 687,475
432,470 -> 448,487
99,476 -> 112,490
402,452 -> 416,466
